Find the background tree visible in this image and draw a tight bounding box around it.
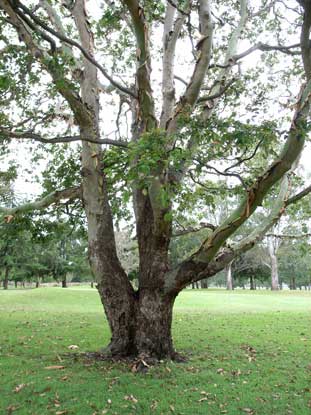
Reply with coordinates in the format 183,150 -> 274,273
1,0 -> 311,360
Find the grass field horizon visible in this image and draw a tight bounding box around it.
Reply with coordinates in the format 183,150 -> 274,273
1,288 -> 310,414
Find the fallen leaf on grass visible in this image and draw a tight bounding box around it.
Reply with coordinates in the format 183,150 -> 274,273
13,384 -> 26,393
55,411 -> 68,415
44,366 -> 65,370
6,404 -> 19,414
68,345 -> 79,350
232,369 -> 242,377
150,400 -> 158,411
241,408 -> 255,414
198,397 -> 208,402
124,395 -> 138,404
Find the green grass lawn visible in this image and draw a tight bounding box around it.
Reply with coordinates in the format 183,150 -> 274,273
0,288 -> 310,415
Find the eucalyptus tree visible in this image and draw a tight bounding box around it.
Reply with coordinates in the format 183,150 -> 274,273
1,0 -> 311,360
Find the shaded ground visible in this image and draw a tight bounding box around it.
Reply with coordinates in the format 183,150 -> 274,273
0,288 -> 310,414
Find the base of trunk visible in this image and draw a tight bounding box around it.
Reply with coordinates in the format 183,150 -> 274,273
99,289 -> 177,361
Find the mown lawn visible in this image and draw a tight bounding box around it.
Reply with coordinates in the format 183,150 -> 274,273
0,288 -> 310,415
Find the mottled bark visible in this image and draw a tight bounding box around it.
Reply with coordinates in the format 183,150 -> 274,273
97,285 -> 176,358
270,255 -> 279,290
268,238 -> 279,290
226,261 -> 234,290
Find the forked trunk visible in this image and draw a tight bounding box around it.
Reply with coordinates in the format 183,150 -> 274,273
97,285 -> 176,359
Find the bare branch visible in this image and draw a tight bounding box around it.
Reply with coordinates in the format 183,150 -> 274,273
266,233 -> 311,239
197,78 -> 236,103
174,75 -> 188,86
0,129 -> 128,148
195,160 -> 247,188
173,222 -> 216,237
234,42 -> 301,62
285,183 -> 311,206
224,139 -> 264,172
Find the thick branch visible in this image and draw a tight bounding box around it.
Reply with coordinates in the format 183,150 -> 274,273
160,3 -> 188,128
165,78 -> 311,294
122,0 -> 157,131
0,187 -> 81,217
168,0 -> 213,129
300,0 -> 311,78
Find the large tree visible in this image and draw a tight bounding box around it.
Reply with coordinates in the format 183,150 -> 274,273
1,0 -> 311,359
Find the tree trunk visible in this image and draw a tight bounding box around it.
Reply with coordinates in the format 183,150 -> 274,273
97,284 -> 176,359
269,238 -> 279,290
201,279 -> 208,288
14,280 -> 17,288
62,275 -> 67,288
250,275 -> 256,290
3,266 -> 9,290
226,261 -> 233,290
135,290 -> 175,358
290,277 -> 296,290
35,277 -> 40,288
